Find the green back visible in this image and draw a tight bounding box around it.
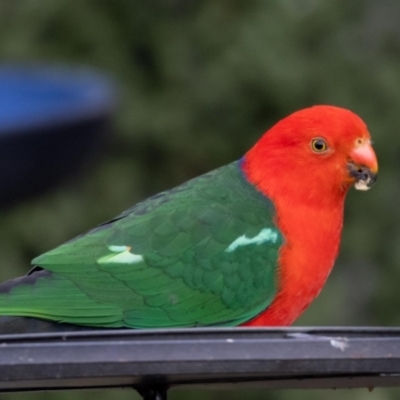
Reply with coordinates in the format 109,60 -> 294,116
2,161 -> 283,328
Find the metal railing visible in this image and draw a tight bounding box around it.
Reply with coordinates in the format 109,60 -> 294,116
1,327 -> 400,399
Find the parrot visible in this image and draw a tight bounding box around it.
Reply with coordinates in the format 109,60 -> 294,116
0,105 -> 378,334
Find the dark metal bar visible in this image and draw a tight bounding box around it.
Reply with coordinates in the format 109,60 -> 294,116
0,327 -> 399,392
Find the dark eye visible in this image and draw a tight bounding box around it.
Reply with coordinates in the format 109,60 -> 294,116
311,138 -> 328,153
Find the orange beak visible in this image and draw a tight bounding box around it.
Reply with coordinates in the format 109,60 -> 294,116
349,141 -> 378,174
348,141 -> 378,190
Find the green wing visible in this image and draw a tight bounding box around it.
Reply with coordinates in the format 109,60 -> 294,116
0,161 -> 283,328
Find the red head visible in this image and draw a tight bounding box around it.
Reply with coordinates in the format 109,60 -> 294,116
243,105 -> 378,206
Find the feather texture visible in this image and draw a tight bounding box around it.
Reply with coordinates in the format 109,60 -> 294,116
0,161 -> 282,329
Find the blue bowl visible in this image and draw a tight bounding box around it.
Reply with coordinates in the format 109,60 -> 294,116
0,65 -> 116,207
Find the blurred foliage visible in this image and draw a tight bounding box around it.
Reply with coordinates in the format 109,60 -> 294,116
0,0 -> 399,399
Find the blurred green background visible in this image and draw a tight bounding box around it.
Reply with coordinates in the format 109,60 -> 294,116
0,0 -> 399,399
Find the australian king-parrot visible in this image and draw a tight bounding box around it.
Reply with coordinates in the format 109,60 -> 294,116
0,105 -> 378,333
